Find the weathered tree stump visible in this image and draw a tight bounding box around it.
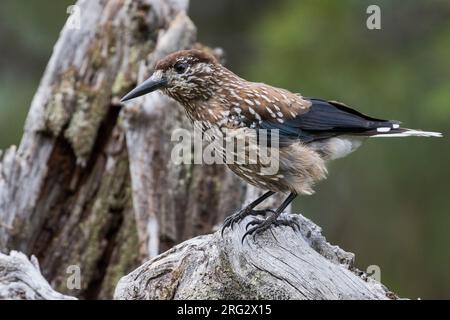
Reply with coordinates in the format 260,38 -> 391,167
115,213 -> 396,300
0,214 -> 396,300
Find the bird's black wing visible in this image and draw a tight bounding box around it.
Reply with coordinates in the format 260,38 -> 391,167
258,98 -> 401,143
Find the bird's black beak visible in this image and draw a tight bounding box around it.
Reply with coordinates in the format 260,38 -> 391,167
121,71 -> 167,102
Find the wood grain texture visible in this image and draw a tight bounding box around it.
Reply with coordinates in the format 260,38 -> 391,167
0,251 -> 76,300
115,213 -> 396,300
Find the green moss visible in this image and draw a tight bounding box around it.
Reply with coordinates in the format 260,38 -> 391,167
128,45 -> 142,65
88,22 -> 117,70
112,42 -> 153,97
43,68 -> 77,136
112,72 -> 132,97
64,85 -> 109,166
89,44 -> 104,70
54,150 -> 133,295
87,152 -> 137,298
98,210 -> 139,298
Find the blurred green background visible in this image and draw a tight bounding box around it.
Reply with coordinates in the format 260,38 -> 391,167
0,0 -> 449,299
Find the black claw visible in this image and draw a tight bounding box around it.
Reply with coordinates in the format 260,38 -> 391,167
221,219 -> 230,237
244,209 -> 275,230
245,218 -> 262,230
222,211 -> 242,236
241,214 -> 301,243
221,207 -> 265,237
242,220 -> 270,243
241,228 -> 255,243
241,230 -> 250,244
242,218 -> 269,242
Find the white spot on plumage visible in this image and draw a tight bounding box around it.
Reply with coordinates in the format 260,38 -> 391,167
245,99 -> 254,106
377,127 -> 391,133
261,95 -> 272,103
231,91 -> 242,101
266,107 -> 276,118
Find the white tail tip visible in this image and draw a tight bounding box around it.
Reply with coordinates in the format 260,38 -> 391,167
372,129 -> 443,138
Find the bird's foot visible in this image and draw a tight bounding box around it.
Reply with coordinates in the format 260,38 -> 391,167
221,207 -> 268,236
242,212 -> 300,243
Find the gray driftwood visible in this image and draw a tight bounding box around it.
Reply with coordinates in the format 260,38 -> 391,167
115,213 -> 396,300
0,251 -> 75,300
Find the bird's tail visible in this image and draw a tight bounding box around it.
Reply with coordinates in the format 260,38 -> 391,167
369,127 -> 443,138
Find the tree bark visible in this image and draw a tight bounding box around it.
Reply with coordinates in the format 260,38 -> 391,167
115,213 -> 397,300
0,0 -> 278,299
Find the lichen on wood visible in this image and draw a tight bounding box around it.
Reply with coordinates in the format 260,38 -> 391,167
43,68 -> 78,136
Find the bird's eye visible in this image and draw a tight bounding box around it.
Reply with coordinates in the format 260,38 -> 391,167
174,62 -> 188,74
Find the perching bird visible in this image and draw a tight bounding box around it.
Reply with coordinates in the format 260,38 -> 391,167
121,49 -> 442,241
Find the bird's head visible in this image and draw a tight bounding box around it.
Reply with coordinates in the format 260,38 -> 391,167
121,49 -> 220,104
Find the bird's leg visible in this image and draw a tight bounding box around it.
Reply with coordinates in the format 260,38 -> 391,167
242,193 -> 298,242
221,191 -> 275,234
